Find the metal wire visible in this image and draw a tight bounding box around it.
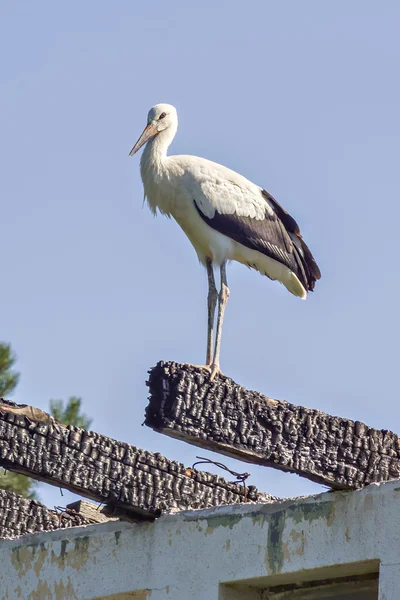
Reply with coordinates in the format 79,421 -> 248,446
191,456 -> 251,501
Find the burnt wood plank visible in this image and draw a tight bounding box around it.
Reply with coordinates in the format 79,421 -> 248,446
0,489 -> 92,539
66,499 -> 119,524
0,399 -> 263,521
145,361 -> 400,490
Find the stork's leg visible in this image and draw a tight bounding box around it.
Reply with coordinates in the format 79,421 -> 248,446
210,261 -> 230,380
206,258 -> 218,366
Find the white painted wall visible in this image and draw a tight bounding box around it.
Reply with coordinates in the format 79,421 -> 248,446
1,480 -> 400,599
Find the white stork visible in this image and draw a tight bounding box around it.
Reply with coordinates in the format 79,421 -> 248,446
129,103 -> 321,380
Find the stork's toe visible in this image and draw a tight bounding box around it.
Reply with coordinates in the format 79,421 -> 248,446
182,362 -> 222,380
209,363 -> 222,381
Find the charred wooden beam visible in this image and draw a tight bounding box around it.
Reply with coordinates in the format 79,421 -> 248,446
145,361 -> 400,490
0,398 -> 262,521
0,489 -> 92,539
66,499 -> 119,524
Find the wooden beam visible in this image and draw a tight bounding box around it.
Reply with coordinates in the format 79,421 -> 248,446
0,398 -> 262,521
66,500 -> 119,524
145,361 -> 400,490
0,489 -> 92,539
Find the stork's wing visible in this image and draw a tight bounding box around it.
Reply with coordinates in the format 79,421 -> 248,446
260,189 -> 321,290
189,173 -> 321,291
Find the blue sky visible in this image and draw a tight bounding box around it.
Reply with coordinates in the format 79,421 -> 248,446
1,1 -> 400,508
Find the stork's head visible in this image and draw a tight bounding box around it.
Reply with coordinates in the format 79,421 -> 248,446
129,103 -> 178,156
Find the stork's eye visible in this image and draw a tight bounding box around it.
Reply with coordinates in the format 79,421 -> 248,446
159,112 -> 167,120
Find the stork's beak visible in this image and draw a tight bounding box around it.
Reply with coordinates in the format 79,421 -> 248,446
129,124 -> 158,157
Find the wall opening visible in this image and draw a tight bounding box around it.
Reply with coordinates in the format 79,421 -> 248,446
260,574 -> 378,599
220,560 -> 379,600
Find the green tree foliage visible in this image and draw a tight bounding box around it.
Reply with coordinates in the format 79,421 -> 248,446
0,342 -> 20,398
0,342 -> 35,496
49,397 -> 92,430
0,470 -> 37,498
0,343 -> 92,498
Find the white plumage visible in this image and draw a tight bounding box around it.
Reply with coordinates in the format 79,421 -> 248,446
130,103 -> 321,379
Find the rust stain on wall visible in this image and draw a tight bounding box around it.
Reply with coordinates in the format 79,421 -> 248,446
49,536 -> 91,572
29,576 -> 78,600
265,499 -> 336,574
290,528 -> 305,556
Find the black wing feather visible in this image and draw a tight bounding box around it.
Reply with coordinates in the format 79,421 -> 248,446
194,189 -> 321,292
262,190 -> 321,289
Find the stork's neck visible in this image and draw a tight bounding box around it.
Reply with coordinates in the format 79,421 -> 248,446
141,124 -> 177,171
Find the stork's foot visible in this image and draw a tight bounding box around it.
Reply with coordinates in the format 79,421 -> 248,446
182,362 -> 222,381
209,363 -> 222,381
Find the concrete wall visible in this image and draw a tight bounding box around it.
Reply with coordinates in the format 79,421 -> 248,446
1,480 -> 400,599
